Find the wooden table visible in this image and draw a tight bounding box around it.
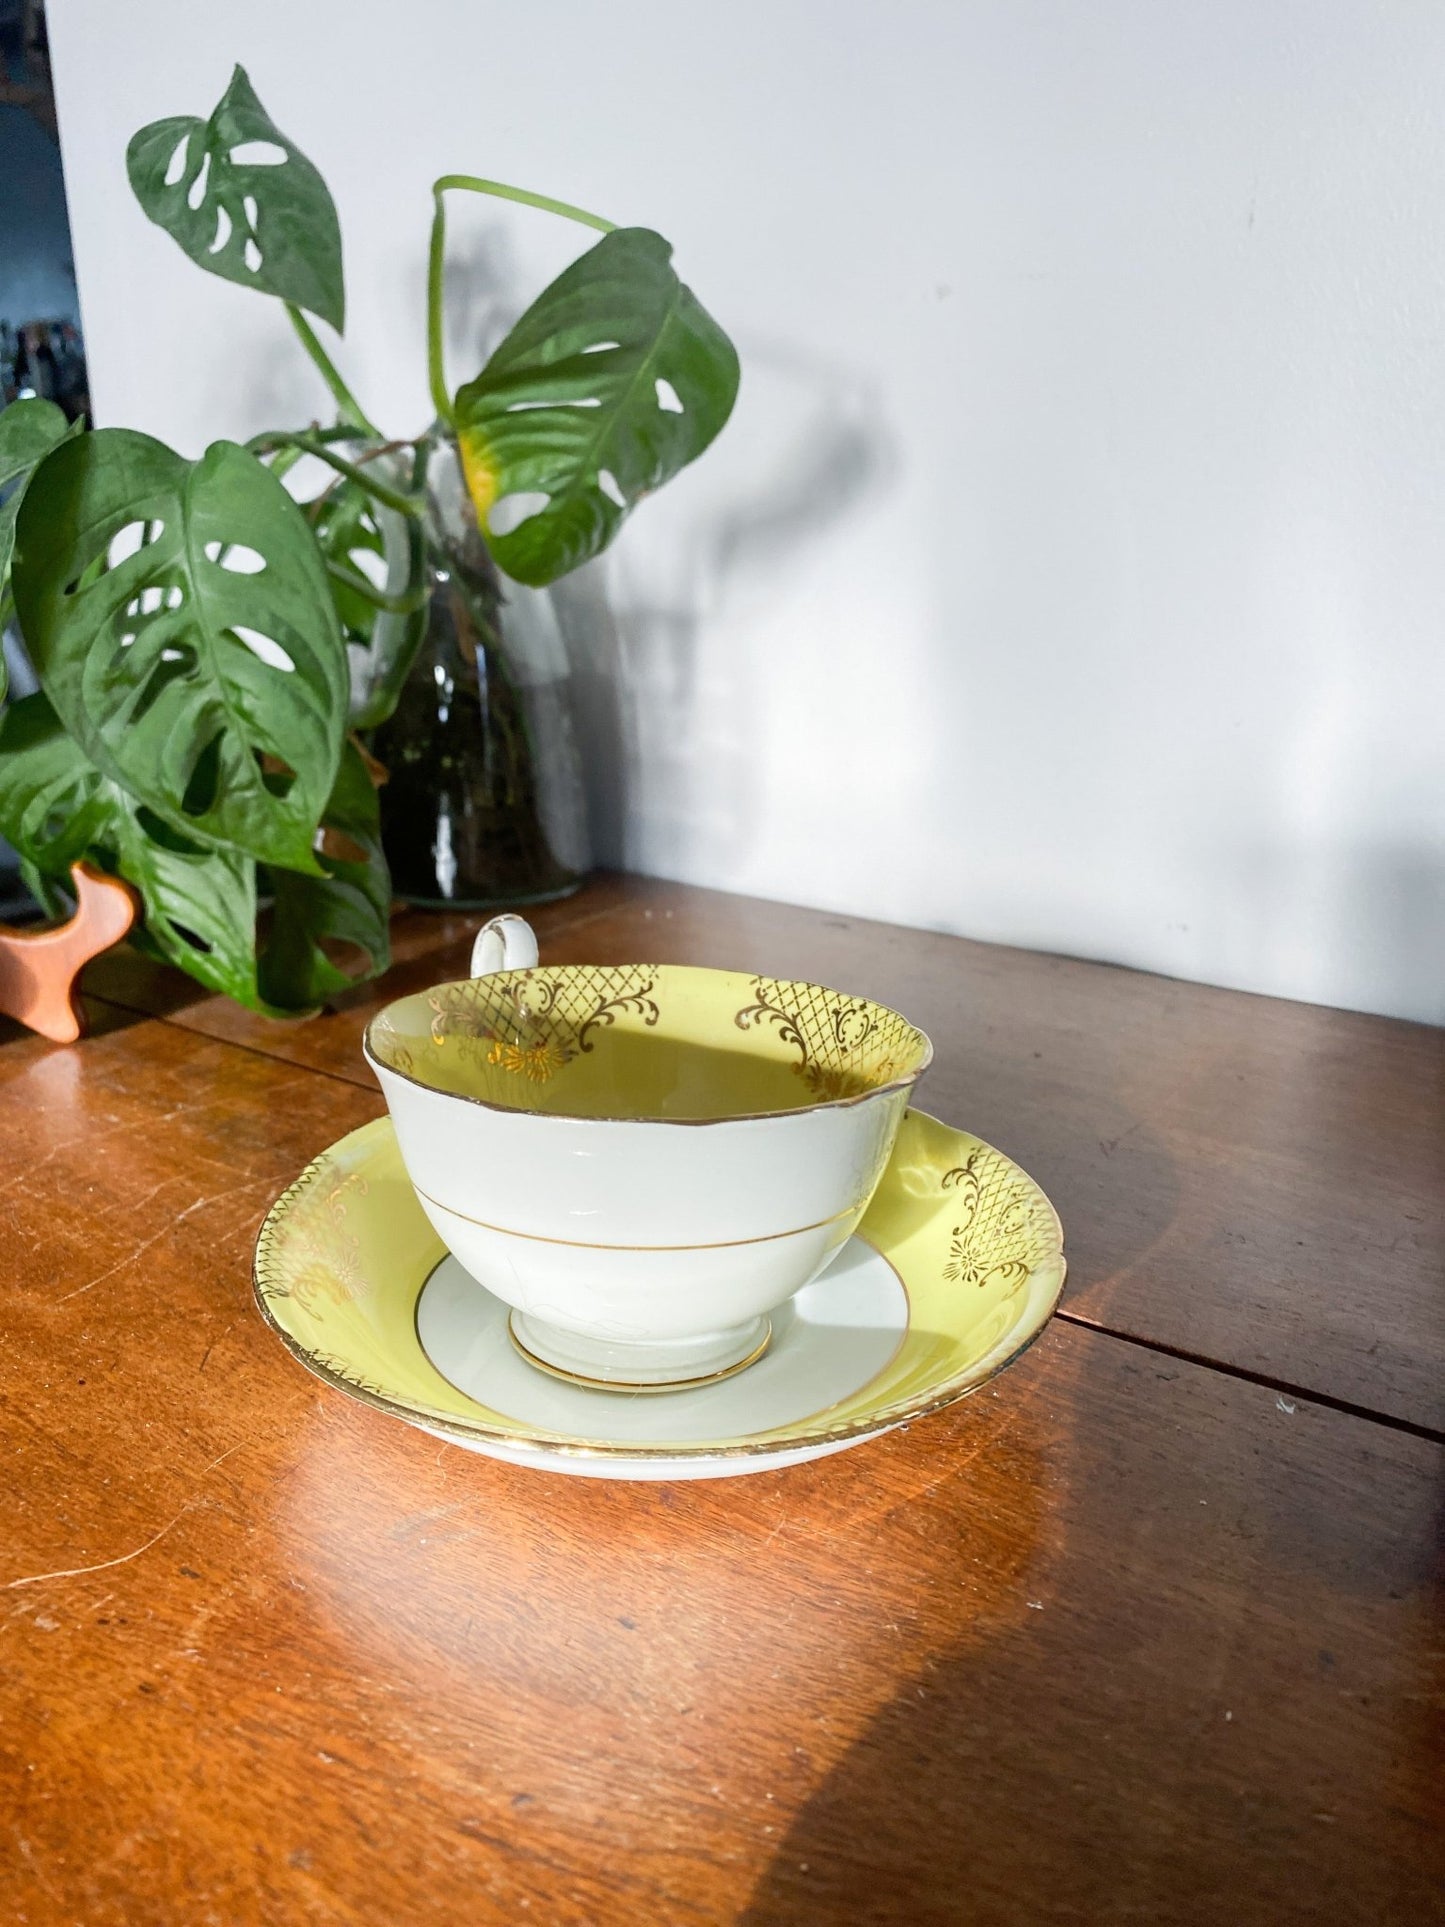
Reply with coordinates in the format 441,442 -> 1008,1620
2,876 -> 1440,1924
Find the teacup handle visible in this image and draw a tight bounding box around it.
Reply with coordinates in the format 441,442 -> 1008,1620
470,913 -> 540,979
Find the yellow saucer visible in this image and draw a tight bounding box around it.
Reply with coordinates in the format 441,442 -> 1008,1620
252,1110 -> 1065,1480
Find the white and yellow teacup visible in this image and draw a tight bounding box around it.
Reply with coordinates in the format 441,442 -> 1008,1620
363,916 -> 933,1389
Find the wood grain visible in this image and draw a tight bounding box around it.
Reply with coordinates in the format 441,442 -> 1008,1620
0,1043 -> 1438,1927
7,884 -> 1434,1922
86,875 -> 1445,1432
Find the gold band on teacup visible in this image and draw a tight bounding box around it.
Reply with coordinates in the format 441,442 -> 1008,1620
409,1180 -> 861,1253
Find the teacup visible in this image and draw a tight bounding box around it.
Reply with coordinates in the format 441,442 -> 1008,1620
363,916 -> 933,1388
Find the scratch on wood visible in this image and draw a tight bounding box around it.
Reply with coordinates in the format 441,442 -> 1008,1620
200,1440 -> 245,1478
54,1182 -> 267,1305
53,1216 -> 195,1306
91,1177 -> 180,1222
391,1502 -> 469,1540
3,1500 -> 196,1590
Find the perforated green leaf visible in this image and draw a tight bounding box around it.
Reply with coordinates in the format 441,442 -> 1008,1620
0,398 -> 71,490
310,474 -> 428,730
453,227 -> 738,586
0,691 -> 267,1008
0,397 -> 75,601
259,739 -> 391,1009
12,428 -> 346,874
0,688 -> 111,871
127,64 -> 344,331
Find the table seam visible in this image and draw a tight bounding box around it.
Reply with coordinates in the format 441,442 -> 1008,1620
1053,1308 -> 1445,1445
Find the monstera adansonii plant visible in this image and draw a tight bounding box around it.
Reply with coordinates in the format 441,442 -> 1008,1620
0,64 -> 738,1014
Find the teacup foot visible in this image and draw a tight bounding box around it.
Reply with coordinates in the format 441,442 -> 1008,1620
508,1311 -> 773,1392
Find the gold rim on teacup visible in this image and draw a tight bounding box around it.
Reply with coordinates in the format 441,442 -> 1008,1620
362,968 -> 933,1127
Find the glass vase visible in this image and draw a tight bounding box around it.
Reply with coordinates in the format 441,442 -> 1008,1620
368,443 -> 589,910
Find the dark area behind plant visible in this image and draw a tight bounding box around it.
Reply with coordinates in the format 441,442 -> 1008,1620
0,63 -> 739,1014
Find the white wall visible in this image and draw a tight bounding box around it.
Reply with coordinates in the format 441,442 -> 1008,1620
44,0 -> 1445,1023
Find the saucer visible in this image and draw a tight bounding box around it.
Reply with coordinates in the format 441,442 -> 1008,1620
252,1109 -> 1065,1480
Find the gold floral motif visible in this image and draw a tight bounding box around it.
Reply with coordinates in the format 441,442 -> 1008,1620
941,1148 -> 1041,1294
735,977 -> 925,1098
425,966 -> 661,1085
799,1062 -> 875,1102
254,1163 -> 371,1313
487,1036 -> 572,1082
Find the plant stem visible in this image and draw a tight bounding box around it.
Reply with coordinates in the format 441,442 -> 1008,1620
245,432 -> 422,520
262,442 -> 307,483
276,421 -> 386,446
286,305 -> 382,438
324,558 -> 430,615
426,174 -> 617,426
426,194 -> 450,426
434,173 -> 616,237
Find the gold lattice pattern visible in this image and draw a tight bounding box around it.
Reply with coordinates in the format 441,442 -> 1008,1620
734,977 -> 927,1100
940,1145 -> 1053,1293
426,966 -> 661,1082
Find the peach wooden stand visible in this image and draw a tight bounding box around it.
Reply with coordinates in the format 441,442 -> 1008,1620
0,861 -> 138,1042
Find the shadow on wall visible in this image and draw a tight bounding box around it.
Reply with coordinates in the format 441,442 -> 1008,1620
1321,844 -> 1444,1026
421,217 -> 902,873
233,323 -> 330,441
440,220 -> 901,877
1208,836 -> 1445,1027
442,221 -> 527,376
555,333 -> 896,872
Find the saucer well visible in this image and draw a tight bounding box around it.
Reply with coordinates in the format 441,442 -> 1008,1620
252,1110 -> 1065,1480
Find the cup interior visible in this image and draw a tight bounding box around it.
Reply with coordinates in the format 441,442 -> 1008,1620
365,963 -> 931,1123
